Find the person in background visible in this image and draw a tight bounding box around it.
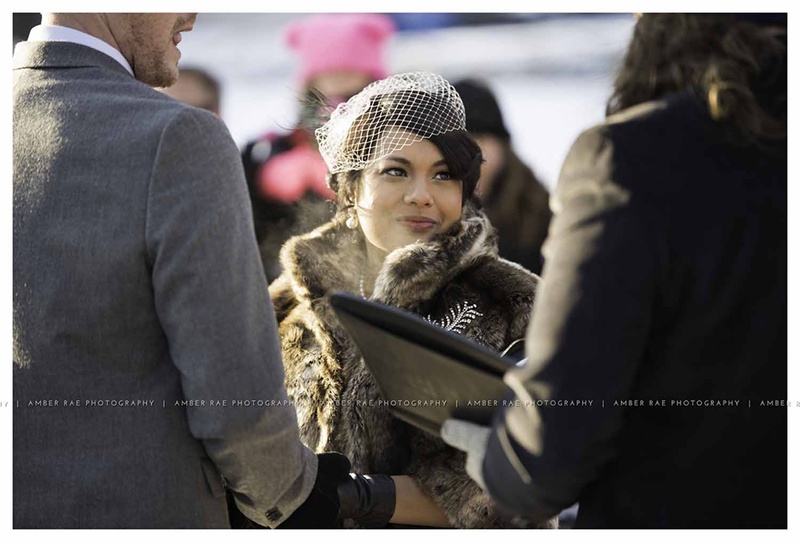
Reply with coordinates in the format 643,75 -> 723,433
269,71 -> 556,529
453,78 -> 552,274
13,12 -> 349,528
442,13 -> 787,528
13,12 -> 41,47
242,13 -> 396,282
158,66 -> 222,116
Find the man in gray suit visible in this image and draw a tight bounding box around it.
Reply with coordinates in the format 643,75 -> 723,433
13,13 -> 347,528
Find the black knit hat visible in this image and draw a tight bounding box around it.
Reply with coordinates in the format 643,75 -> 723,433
453,79 -> 510,140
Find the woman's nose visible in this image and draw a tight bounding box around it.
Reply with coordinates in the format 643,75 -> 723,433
404,177 -> 433,207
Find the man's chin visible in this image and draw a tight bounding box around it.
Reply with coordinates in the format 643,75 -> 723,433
138,66 -> 179,89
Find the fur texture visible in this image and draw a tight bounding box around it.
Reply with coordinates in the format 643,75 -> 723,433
270,207 -> 556,528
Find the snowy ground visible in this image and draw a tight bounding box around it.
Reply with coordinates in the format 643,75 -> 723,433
177,13 -> 636,191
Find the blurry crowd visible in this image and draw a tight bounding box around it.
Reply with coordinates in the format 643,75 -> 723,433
10,11 -> 566,281
157,13 -> 554,280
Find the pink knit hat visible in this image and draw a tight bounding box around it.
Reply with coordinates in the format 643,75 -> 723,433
284,13 -> 396,86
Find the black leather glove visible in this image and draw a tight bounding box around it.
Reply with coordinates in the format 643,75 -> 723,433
276,452 -> 352,529
337,473 -> 396,528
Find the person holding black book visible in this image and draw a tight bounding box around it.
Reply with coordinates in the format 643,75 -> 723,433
442,13 -> 787,529
269,72 -> 557,528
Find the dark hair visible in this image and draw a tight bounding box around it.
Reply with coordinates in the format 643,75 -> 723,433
453,78 -> 510,140
328,89 -> 482,214
608,14 -> 786,145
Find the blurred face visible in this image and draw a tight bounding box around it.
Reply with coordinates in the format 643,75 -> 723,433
304,72 -> 373,131
356,131 -> 463,258
310,71 -> 374,105
113,13 -> 197,87
158,72 -> 219,115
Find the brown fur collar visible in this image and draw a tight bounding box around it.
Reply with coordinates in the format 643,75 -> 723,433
278,205 -> 498,311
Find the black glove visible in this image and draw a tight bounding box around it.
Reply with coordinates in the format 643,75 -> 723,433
227,490 -> 260,529
337,473 -> 396,528
276,452 -> 352,529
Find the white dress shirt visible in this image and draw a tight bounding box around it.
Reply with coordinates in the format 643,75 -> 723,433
27,24 -> 134,77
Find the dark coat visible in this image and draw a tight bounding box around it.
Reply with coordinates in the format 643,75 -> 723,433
484,90 -> 787,528
12,40 -> 316,528
480,147 -> 552,274
270,208 -> 556,528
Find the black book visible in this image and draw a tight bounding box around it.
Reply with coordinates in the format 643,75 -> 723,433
329,291 -> 523,436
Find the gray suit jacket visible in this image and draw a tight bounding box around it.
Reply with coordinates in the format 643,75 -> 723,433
13,40 -> 317,528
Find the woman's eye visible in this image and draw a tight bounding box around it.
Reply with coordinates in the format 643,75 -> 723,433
381,167 -> 406,177
434,171 -> 452,181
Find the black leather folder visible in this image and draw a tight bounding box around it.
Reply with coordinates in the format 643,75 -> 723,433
329,291 -> 519,436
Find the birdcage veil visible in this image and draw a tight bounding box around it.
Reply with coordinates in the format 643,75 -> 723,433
316,72 -> 467,174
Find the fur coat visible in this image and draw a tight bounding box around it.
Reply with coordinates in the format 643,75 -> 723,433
270,207 -> 556,528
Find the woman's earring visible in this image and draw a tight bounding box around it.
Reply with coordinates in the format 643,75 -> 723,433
346,210 -> 359,230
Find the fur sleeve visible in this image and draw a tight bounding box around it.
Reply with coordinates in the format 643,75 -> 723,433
268,272 -> 298,324
481,259 -> 540,350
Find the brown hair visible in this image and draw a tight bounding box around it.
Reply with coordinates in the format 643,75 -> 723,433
608,14 -> 786,145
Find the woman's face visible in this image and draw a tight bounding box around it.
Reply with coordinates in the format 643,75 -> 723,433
355,133 -> 463,256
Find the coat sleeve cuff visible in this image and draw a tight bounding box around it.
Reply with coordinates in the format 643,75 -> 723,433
237,445 -> 319,528
482,425 -> 564,524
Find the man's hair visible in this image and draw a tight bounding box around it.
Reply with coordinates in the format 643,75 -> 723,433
607,14 -> 786,144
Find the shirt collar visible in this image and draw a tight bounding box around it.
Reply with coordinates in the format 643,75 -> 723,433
27,24 -> 134,77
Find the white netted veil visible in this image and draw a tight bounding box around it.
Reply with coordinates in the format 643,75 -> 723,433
315,72 -> 466,174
